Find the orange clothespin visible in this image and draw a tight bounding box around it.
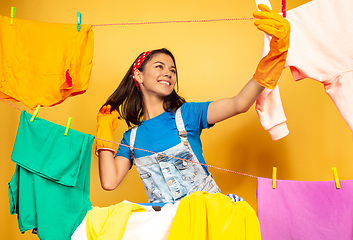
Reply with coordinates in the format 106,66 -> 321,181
10,7 -> 16,25
272,167 -> 277,189
64,117 -> 73,136
30,105 -> 41,122
77,12 -> 81,31
332,167 -> 341,189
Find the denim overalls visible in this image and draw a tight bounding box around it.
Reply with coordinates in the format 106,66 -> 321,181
130,108 -> 221,203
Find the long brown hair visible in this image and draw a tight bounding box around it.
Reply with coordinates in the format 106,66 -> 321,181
102,48 -> 185,127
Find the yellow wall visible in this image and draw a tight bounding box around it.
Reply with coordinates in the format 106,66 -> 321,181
1,0 -> 352,239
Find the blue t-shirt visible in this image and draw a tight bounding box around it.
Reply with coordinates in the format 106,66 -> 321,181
116,102 -> 214,174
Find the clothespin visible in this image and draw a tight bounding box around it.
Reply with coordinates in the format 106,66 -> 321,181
272,167 -> 277,189
332,167 -> 341,189
30,105 -> 41,122
282,0 -> 286,18
10,7 -> 16,25
64,117 -> 73,136
77,12 -> 81,31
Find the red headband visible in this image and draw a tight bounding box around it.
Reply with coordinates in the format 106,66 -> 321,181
132,50 -> 153,90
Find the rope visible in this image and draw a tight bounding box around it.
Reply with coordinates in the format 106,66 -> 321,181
92,17 -> 255,27
1,97 -> 258,179
0,97 -> 22,111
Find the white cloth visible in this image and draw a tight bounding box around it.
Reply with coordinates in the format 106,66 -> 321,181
122,202 -> 179,240
71,201 -> 179,240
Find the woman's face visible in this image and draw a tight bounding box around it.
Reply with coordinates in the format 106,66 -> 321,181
137,53 -> 177,99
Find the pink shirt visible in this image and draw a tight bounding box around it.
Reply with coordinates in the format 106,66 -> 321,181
255,0 -> 353,140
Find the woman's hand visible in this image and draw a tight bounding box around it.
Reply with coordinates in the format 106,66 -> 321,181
96,105 -> 119,155
253,4 -> 290,89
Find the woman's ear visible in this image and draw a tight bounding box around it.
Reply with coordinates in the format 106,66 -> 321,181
134,69 -> 143,85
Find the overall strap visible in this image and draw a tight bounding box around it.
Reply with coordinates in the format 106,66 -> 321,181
130,126 -> 138,160
175,108 -> 189,146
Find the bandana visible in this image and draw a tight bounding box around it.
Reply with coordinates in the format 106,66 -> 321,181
132,50 -> 153,90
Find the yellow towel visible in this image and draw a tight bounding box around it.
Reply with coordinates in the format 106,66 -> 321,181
0,15 -> 94,109
167,191 -> 261,240
86,202 -> 146,240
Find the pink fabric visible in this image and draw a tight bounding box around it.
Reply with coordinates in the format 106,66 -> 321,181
257,177 -> 353,240
255,0 -> 353,140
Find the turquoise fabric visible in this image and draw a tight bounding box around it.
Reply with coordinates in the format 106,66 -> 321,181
8,110 -> 94,240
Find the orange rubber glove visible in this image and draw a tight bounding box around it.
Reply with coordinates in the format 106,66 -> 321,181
253,4 -> 290,89
96,105 -> 119,156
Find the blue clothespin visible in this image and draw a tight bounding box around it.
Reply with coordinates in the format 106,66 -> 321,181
77,12 -> 81,31
10,7 -> 16,25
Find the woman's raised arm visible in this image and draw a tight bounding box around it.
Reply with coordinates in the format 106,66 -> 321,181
208,4 -> 290,125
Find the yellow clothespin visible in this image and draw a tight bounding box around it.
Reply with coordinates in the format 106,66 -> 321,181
64,117 -> 73,136
77,12 -> 81,31
30,105 -> 41,122
10,7 -> 16,25
272,167 -> 277,189
332,167 -> 341,189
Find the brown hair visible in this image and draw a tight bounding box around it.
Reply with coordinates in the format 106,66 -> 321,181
102,48 -> 185,127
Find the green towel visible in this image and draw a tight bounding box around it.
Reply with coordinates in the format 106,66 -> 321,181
9,110 -> 94,240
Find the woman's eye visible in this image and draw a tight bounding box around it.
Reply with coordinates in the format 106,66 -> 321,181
171,69 -> 176,74
156,65 -> 163,69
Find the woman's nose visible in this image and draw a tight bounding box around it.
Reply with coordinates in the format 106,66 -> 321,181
164,71 -> 172,78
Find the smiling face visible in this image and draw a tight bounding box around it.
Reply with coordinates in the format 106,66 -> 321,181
135,53 -> 177,99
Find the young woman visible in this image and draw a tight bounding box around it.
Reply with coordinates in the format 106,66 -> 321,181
96,4 -> 290,203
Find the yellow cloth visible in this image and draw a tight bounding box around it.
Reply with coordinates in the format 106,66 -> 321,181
167,191 -> 261,240
0,15 -> 94,109
86,202 -> 146,240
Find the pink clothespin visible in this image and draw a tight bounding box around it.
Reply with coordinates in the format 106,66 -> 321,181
282,0 -> 286,18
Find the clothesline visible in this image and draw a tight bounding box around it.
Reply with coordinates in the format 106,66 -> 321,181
91,17 -> 256,27
1,97 -> 258,179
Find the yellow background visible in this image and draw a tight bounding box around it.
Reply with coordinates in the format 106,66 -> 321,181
1,0 -> 352,239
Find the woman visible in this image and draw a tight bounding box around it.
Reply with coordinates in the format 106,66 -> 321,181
96,4 -> 290,203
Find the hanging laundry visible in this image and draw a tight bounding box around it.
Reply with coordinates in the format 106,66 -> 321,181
257,177 -> 353,240
254,0 -> 353,140
167,191 -> 261,240
0,15 -> 94,110
8,111 -> 94,240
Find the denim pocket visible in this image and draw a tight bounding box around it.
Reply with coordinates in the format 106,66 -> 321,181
174,151 -> 197,181
139,172 -> 155,195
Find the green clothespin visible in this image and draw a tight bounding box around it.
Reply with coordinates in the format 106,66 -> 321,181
64,117 -> 73,136
30,105 -> 41,122
10,7 -> 16,25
